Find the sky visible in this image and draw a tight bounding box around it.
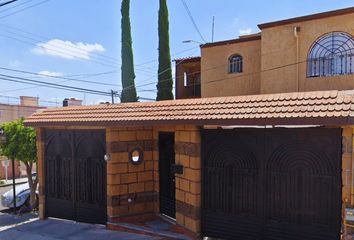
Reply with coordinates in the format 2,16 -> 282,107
0,0 -> 353,106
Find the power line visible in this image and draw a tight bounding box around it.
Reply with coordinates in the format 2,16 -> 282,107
0,70 -> 118,93
0,9 -> 200,72
133,57 -> 313,93
133,43 -> 354,92
0,0 -> 17,8
0,75 -> 113,96
0,0 -> 34,14
180,0 -> 206,43
0,25 -> 195,77
0,0 -> 49,19
135,46 -> 200,66
123,49 -> 200,92
0,94 -> 57,104
0,66 -> 120,87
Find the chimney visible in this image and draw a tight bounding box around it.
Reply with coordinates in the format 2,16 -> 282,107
63,98 -> 83,107
20,96 -> 39,107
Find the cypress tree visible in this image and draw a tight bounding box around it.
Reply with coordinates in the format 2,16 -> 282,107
121,0 -> 138,102
156,0 -> 174,101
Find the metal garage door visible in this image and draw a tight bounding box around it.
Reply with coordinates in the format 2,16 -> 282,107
201,128 -> 342,240
44,130 -> 107,224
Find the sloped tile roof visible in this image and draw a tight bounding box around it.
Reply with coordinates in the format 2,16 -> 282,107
24,90 -> 354,127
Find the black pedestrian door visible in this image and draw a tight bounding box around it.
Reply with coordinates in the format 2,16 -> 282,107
45,130 -> 107,224
202,128 -> 342,240
159,132 -> 176,219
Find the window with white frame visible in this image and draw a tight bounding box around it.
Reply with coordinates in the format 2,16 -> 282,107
229,54 -> 243,73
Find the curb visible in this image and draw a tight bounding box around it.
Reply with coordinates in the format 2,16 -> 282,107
0,180 -> 27,188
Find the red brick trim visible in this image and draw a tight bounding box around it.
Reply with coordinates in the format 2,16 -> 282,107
110,140 -> 154,153
175,142 -> 200,157
107,192 -> 158,207
176,200 -> 200,220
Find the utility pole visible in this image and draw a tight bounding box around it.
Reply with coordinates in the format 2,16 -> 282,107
211,16 -> 215,43
111,90 -> 118,104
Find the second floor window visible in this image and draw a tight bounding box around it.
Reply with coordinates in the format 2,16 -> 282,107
307,32 -> 354,77
229,54 -> 243,73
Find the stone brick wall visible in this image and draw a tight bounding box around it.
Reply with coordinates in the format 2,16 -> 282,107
342,127 -> 354,239
107,125 -> 202,235
174,126 -> 201,233
106,126 -> 156,221
35,125 -> 202,236
36,128 -> 45,219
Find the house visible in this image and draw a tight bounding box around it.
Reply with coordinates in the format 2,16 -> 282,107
25,7 -> 354,240
0,96 -> 46,179
175,7 -> 354,99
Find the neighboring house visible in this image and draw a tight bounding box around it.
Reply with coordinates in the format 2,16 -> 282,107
0,96 -> 46,179
175,7 -> 354,99
174,57 -> 201,99
25,7 -> 354,240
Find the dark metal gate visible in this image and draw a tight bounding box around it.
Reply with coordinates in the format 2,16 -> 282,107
45,129 -> 107,224
159,132 -> 176,219
201,128 -> 342,240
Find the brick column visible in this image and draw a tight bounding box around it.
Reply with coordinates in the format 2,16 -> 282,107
342,127 -> 354,239
36,128 -> 46,219
106,127 -> 156,223
175,125 -> 201,234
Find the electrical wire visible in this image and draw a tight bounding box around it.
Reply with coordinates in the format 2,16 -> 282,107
180,0 -> 206,43
0,0 -> 34,14
0,0 -> 17,8
0,75 -> 113,96
0,0 -> 49,19
0,67 -> 120,87
0,70 -> 118,94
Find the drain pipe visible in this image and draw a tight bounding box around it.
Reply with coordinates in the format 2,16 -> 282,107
294,26 -> 300,92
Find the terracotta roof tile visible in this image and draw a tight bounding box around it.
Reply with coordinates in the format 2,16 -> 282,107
24,90 -> 354,127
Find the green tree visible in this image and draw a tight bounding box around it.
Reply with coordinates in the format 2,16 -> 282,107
0,118 -> 38,209
156,0 -> 174,101
120,0 -> 138,102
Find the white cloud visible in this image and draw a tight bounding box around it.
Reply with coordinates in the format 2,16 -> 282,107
38,71 -> 63,78
239,28 -> 253,36
31,39 -> 105,60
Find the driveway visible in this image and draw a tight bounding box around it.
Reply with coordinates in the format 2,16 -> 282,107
0,213 -> 162,240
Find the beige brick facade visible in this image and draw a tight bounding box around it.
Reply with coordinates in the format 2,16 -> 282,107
35,124 -> 354,237
105,125 -> 201,234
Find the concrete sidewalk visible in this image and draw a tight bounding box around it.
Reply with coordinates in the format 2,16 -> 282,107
0,213 -> 163,240
0,177 -> 28,187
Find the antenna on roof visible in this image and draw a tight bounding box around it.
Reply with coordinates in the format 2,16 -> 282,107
211,16 -> 215,43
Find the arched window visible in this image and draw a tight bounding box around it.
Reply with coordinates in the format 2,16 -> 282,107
229,54 -> 243,73
307,32 -> 354,77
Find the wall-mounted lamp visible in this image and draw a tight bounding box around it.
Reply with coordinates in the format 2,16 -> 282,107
104,153 -> 111,162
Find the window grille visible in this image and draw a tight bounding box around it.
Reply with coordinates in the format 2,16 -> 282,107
229,55 -> 243,73
307,32 -> 354,77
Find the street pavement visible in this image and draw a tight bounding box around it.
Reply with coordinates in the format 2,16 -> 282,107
0,213 -> 162,240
